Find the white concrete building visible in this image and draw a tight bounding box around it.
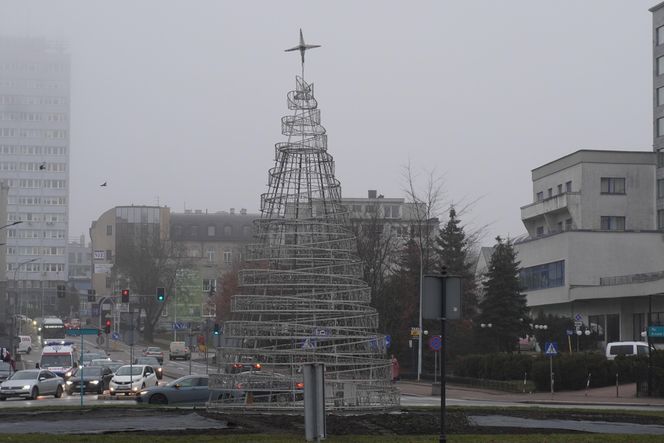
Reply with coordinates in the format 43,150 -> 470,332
0,37 -> 70,318
504,150 -> 664,346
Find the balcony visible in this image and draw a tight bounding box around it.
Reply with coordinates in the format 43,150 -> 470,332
520,192 -> 579,221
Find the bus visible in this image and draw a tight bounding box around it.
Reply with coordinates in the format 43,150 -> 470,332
39,317 -> 66,346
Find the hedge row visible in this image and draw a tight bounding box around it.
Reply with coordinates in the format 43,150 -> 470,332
453,351 -> 664,392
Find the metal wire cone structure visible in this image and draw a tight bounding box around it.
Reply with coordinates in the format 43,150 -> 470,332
208,35 -> 398,412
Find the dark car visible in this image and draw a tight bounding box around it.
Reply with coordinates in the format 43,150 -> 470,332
136,375 -> 214,405
134,357 -> 163,380
81,352 -> 108,367
142,347 -> 164,364
0,362 -> 12,382
227,356 -> 262,374
65,366 -> 114,395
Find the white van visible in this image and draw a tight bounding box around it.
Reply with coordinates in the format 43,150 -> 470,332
17,336 -> 32,354
169,341 -> 191,360
605,341 -> 651,360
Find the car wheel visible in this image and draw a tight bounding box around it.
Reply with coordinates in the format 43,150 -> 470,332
149,393 -> 168,405
97,385 -> 104,395
26,347 -> 31,355
54,385 -> 63,398
0,396 -> 6,401
29,387 -> 38,400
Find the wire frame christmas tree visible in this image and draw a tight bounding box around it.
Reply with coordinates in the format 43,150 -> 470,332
209,31 -> 398,411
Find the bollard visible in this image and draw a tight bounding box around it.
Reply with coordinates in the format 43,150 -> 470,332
523,372 -> 527,393
304,363 -> 326,442
616,371 -> 619,398
585,372 -> 592,397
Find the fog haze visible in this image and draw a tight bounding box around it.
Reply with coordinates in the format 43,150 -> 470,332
0,0 -> 654,242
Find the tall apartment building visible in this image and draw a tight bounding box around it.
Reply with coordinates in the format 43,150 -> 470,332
651,2 -> 664,228
0,37 -> 70,319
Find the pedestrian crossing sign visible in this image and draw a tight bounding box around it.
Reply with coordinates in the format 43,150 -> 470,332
544,341 -> 558,356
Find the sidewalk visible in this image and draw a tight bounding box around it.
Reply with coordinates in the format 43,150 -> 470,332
397,379 -> 664,407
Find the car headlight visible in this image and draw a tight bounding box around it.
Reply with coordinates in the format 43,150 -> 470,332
66,381 -> 73,385
109,387 -> 115,391
23,385 -> 31,390
132,386 -> 138,391
90,380 -> 99,385
139,391 -> 148,395
65,371 -> 72,378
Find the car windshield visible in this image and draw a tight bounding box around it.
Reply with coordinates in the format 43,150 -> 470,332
166,376 -> 197,387
116,366 -> 143,376
82,354 -> 103,362
136,358 -> 158,365
146,348 -> 161,353
8,371 -> 38,380
73,367 -> 102,377
41,354 -> 71,367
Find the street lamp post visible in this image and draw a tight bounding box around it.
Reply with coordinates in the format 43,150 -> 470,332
418,246 -> 423,382
9,257 -> 39,356
534,324 -> 548,351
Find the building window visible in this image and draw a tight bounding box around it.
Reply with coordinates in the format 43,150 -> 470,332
658,179 -> 664,199
658,56 -> 664,75
557,184 -> 563,195
659,151 -> 664,168
106,225 -> 112,236
588,315 -> 605,341
105,250 -> 112,260
565,218 -> 572,231
658,210 -> 664,230
536,226 -> 544,236
224,226 -> 232,236
600,216 -> 625,231
536,192 -> 543,202
207,225 -> 215,236
520,260 -> 565,291
223,251 -> 232,264
659,87 -> 664,106
659,117 -> 664,137
600,177 -> 625,194
206,247 -> 215,262
547,188 -> 552,198
658,25 -> 664,46
565,181 -> 572,193
557,221 -> 563,232
190,225 -> 199,237
203,279 -> 216,292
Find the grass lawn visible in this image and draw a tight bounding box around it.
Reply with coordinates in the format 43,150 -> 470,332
0,435 -> 659,443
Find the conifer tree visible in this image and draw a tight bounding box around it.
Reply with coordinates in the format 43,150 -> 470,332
477,236 -> 529,352
436,207 -> 478,318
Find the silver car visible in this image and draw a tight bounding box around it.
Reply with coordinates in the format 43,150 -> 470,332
0,369 -> 64,400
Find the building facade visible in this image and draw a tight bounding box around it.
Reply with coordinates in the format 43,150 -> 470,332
513,150 -> 664,344
67,234 -> 92,294
0,37 -> 70,319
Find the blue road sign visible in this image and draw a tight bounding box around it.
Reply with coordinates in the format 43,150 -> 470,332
544,341 -> 558,356
385,335 -> 391,348
111,331 -> 120,340
574,313 -> 583,322
172,322 -> 186,330
428,335 -> 442,351
566,329 -> 574,336
648,326 -> 664,338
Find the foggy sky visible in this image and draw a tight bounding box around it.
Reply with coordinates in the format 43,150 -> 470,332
0,0 -> 655,245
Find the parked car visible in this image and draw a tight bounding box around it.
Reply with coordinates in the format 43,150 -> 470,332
136,375 -> 215,405
92,360 -> 124,374
17,336 -> 32,354
0,362 -> 12,382
169,341 -> 191,361
109,365 -> 158,396
0,369 -> 64,400
142,347 -> 164,364
134,357 -> 163,379
227,356 -> 262,374
65,366 -> 114,395
605,341 -> 652,360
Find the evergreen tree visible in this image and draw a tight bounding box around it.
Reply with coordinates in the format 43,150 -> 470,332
436,207 -> 478,318
477,236 -> 529,352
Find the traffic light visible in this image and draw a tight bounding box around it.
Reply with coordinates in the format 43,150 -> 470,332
213,323 -> 220,335
156,287 -> 165,302
104,319 -> 111,334
121,289 -> 129,303
57,284 -> 66,298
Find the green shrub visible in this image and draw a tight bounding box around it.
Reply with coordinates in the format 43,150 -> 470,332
453,353 -> 532,380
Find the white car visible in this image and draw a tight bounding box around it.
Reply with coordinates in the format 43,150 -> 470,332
605,341 -> 651,360
0,369 -> 64,400
17,336 -> 32,354
109,365 -> 158,396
